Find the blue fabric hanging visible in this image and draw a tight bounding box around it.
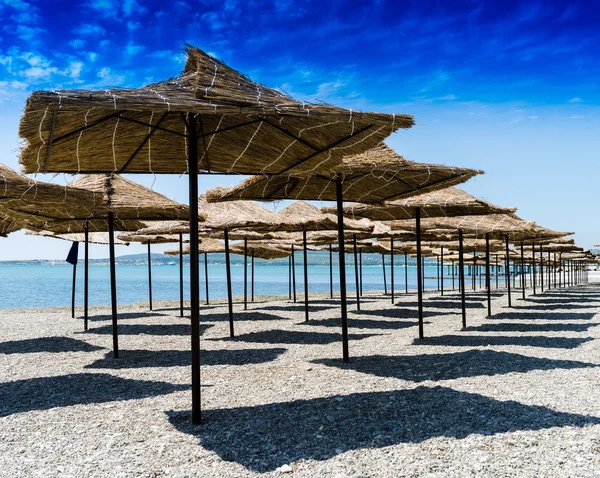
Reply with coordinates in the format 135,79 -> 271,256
66,242 -> 79,265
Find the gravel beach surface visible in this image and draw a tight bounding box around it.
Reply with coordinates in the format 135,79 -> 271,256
2,283 -> 600,477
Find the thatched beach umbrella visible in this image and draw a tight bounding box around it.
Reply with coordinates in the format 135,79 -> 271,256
19,44 -> 412,424
207,146 -> 481,359
55,173 -> 189,357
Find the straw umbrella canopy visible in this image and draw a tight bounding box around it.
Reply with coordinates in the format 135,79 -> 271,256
206,143 -> 482,203
324,187 -> 515,221
116,232 -> 184,244
27,230 -> 130,245
19,44 -> 413,425
0,217 -> 22,237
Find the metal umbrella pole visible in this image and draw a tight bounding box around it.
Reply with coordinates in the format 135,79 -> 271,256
147,242 -> 153,311
459,229 -> 466,327
540,244 -> 544,292
71,247 -> 77,319
204,251 -> 209,305
359,249 -> 363,297
303,225 -> 310,321
532,243 -> 537,295
329,244 -> 333,298
416,207 -> 424,339
521,242 -> 526,300
440,248 -> 444,296
291,244 -> 296,302
382,253 -> 387,295
224,227 -> 234,337
84,221 -> 89,331
187,114 -> 201,425
353,234 -> 360,311
243,238 -> 248,310
335,175 -> 349,362
390,238 -> 394,304
178,233 -> 184,316
505,235 -> 511,307
486,233 -> 491,316
251,249 -> 255,302
107,211 -> 119,359
404,251 -> 408,294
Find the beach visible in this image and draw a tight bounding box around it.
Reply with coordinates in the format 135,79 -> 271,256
2,284 -> 600,477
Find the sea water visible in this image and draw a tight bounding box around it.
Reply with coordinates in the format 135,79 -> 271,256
0,262 -> 465,309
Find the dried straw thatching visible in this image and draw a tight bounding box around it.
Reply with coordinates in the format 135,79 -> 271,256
20,45 -> 412,176
270,201 -> 373,232
165,238 -> 226,255
116,233 -> 185,244
388,214 -> 572,242
26,230 -> 130,245
68,174 -> 190,221
0,217 -> 22,237
324,187 -> 515,221
197,194 -> 276,230
206,144 -> 482,204
230,242 -> 292,260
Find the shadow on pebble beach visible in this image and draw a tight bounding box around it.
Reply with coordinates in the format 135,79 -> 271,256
0,373 -> 187,417
85,347 -> 287,369
0,336 -> 104,355
413,334 -> 593,349
166,385 -> 600,472
313,350 -> 598,382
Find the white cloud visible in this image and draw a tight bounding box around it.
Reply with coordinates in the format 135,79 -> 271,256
122,0 -> 147,16
434,94 -> 457,101
126,20 -> 141,30
68,39 -> 87,49
68,61 -> 84,80
568,97 -> 582,103
97,67 -> 124,85
125,42 -> 145,56
528,115 -> 540,119
569,115 -> 584,119
73,23 -> 106,36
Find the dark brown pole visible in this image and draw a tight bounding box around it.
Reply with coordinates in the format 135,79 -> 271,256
224,227 -> 234,337
188,113 -> 201,425
243,237 -> 248,311
329,244 -> 333,298
147,242 -> 153,311
335,175 -> 349,362
459,229 -> 466,327
251,249 -> 255,302
540,244 -> 544,292
353,234 -> 360,311
71,254 -> 77,319
505,235 -> 511,307
440,248 -> 444,296
291,244 -> 296,302
303,225 -> 309,321
404,251 -> 408,294
495,256 -> 499,289
179,233 -> 184,316
84,221 -> 89,331
452,259 -> 455,290
521,242 -> 526,299
204,251 -> 209,305
382,253 -> 387,295
108,211 -> 119,359
390,239 -> 394,303
486,233 -> 491,316
416,207 -> 424,339
359,249 -> 363,297
532,243 -> 537,295
288,255 -> 291,300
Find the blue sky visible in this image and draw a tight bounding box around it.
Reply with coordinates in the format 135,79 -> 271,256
0,0 -> 598,259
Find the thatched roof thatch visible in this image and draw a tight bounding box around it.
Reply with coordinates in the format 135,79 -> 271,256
67,174 -> 190,221
324,187 -> 515,221
197,194 -> 277,230
20,45 -> 412,176
165,238 -> 226,255
389,214 -> 572,242
206,143 -> 482,204
0,217 -> 22,237
230,242 -> 292,259
270,201 -> 373,232
26,230 -> 130,245
116,232 -> 185,244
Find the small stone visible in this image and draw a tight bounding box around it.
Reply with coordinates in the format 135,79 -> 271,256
276,464 -> 293,473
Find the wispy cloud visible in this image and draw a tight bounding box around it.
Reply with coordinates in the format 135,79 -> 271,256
568,97 -> 583,103
73,23 -> 106,36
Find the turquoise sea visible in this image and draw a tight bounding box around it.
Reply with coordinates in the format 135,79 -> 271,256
0,258 -> 468,309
